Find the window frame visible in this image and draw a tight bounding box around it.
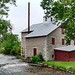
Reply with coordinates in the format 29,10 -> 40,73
61,28 -> 64,34
52,38 -> 55,45
62,39 -> 65,45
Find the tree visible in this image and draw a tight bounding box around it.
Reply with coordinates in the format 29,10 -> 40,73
2,33 -> 21,55
0,0 -> 16,47
0,19 -> 12,48
0,0 -> 16,35
0,0 -> 21,56
0,19 -> 12,35
41,0 -> 75,45
0,0 -> 16,18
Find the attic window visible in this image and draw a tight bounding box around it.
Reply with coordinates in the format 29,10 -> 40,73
61,28 -> 64,34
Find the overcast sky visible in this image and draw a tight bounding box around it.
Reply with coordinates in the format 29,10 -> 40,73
8,0 -> 44,39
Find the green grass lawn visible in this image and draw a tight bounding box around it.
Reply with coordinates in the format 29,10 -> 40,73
43,61 -> 75,72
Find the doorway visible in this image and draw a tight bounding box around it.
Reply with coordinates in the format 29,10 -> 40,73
33,48 -> 37,56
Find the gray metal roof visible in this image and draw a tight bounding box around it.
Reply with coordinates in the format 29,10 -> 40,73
25,21 -> 60,38
54,45 -> 75,51
21,23 -> 42,33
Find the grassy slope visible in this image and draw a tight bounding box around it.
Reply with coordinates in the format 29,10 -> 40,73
43,61 -> 75,72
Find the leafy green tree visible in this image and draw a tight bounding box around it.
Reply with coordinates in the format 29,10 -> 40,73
0,0 -> 16,47
2,33 -> 21,55
41,0 -> 75,45
0,19 -> 12,49
0,19 -> 12,35
0,0 -> 16,35
0,0 -> 16,17
0,0 -> 20,56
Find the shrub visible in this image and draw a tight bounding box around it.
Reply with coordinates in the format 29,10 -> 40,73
21,55 -> 25,58
16,55 -> 21,59
10,45 -> 21,56
2,33 -> 21,56
37,53 -> 44,61
31,53 -> 44,64
2,41 -> 12,54
32,56 -> 39,64
0,48 -> 5,53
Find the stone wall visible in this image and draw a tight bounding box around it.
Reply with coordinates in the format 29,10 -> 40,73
24,28 -> 66,61
21,27 -> 74,61
21,32 -> 28,55
46,27 -> 75,60
25,36 -> 47,59
46,27 -> 65,60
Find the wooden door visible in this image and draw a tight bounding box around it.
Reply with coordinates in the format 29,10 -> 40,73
33,48 -> 37,56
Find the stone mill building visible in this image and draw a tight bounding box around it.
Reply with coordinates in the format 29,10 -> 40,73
21,3 -> 75,61
21,17 -> 75,61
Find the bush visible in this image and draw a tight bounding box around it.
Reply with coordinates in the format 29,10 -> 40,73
2,40 -> 12,54
2,33 -> 21,56
0,48 -> 5,53
31,53 -> 44,64
37,53 -> 44,61
32,56 -> 39,64
21,55 -> 25,58
16,55 -> 21,59
10,45 -> 21,56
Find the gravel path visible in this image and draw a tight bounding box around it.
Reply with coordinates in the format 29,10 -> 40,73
0,54 -> 75,75
0,64 -> 74,75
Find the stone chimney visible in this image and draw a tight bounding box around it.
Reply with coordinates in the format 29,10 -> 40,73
43,17 -> 53,22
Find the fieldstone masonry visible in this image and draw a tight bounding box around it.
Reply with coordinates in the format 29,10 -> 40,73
25,36 -> 46,58
21,27 -> 74,61
21,32 -> 28,55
